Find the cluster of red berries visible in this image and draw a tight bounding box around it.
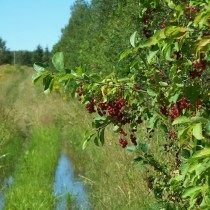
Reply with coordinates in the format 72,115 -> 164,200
169,97 -> 190,119
85,97 -> 130,123
98,98 -> 132,124
119,129 -> 128,148
85,100 -> 96,113
160,96 -> 190,120
118,128 -> 137,148
119,138 -> 128,148
189,59 -> 207,79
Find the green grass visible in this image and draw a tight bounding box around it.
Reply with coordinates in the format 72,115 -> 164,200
5,127 -> 61,209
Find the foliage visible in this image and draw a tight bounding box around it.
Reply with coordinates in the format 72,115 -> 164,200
33,0 -> 210,209
0,37 -> 12,65
0,39 -> 51,67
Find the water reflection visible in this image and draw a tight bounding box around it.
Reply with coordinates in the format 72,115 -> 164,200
54,153 -> 91,210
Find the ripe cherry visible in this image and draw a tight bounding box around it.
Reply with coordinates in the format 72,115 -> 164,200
169,104 -> 180,120
119,138 -> 128,148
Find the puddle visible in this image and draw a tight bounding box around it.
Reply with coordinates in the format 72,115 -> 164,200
54,153 -> 91,210
0,176 -> 14,210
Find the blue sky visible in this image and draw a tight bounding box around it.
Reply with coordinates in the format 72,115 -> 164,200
0,0 -> 76,51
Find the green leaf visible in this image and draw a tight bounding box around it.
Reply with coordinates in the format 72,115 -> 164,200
181,149 -> 191,159
99,128 -> 105,146
193,123 -> 204,140
52,52 -> 64,72
93,116 -> 108,129
33,63 -> 45,72
94,136 -> 99,146
159,82 -> 168,87
165,0 -> 176,9
32,72 -> 43,84
130,31 -> 137,48
182,186 -> 202,198
192,148 -> 210,159
119,49 -> 133,61
127,146 -> 137,152
113,125 -> 120,132
172,116 -> 191,125
138,143 -> 149,153
82,133 -> 95,150
43,75 -> 53,91
147,88 -> 157,97
147,50 -> 158,64
164,26 -> 189,39
169,92 -> 180,103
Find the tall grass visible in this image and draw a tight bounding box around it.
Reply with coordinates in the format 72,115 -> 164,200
59,102 -> 161,210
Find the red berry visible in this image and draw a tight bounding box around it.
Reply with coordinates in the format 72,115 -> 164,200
193,60 -> 206,71
177,97 -> 190,110
119,138 -> 128,148
189,69 -> 202,79
98,102 -> 108,110
85,100 -> 96,113
169,104 -> 180,120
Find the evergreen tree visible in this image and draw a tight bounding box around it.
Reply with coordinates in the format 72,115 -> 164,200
0,37 -> 12,65
32,45 -> 44,63
16,51 -> 32,66
42,47 -> 51,66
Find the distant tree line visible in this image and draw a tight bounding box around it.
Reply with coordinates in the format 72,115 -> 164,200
53,0 -> 142,76
0,37 -> 51,66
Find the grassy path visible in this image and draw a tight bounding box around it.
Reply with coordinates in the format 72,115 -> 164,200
5,127 -> 61,209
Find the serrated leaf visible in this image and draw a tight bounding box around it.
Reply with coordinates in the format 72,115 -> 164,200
193,123 -> 204,140
52,52 -> 64,72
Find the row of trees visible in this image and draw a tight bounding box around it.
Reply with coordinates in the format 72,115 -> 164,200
0,37 -> 51,66
53,0 -> 141,76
